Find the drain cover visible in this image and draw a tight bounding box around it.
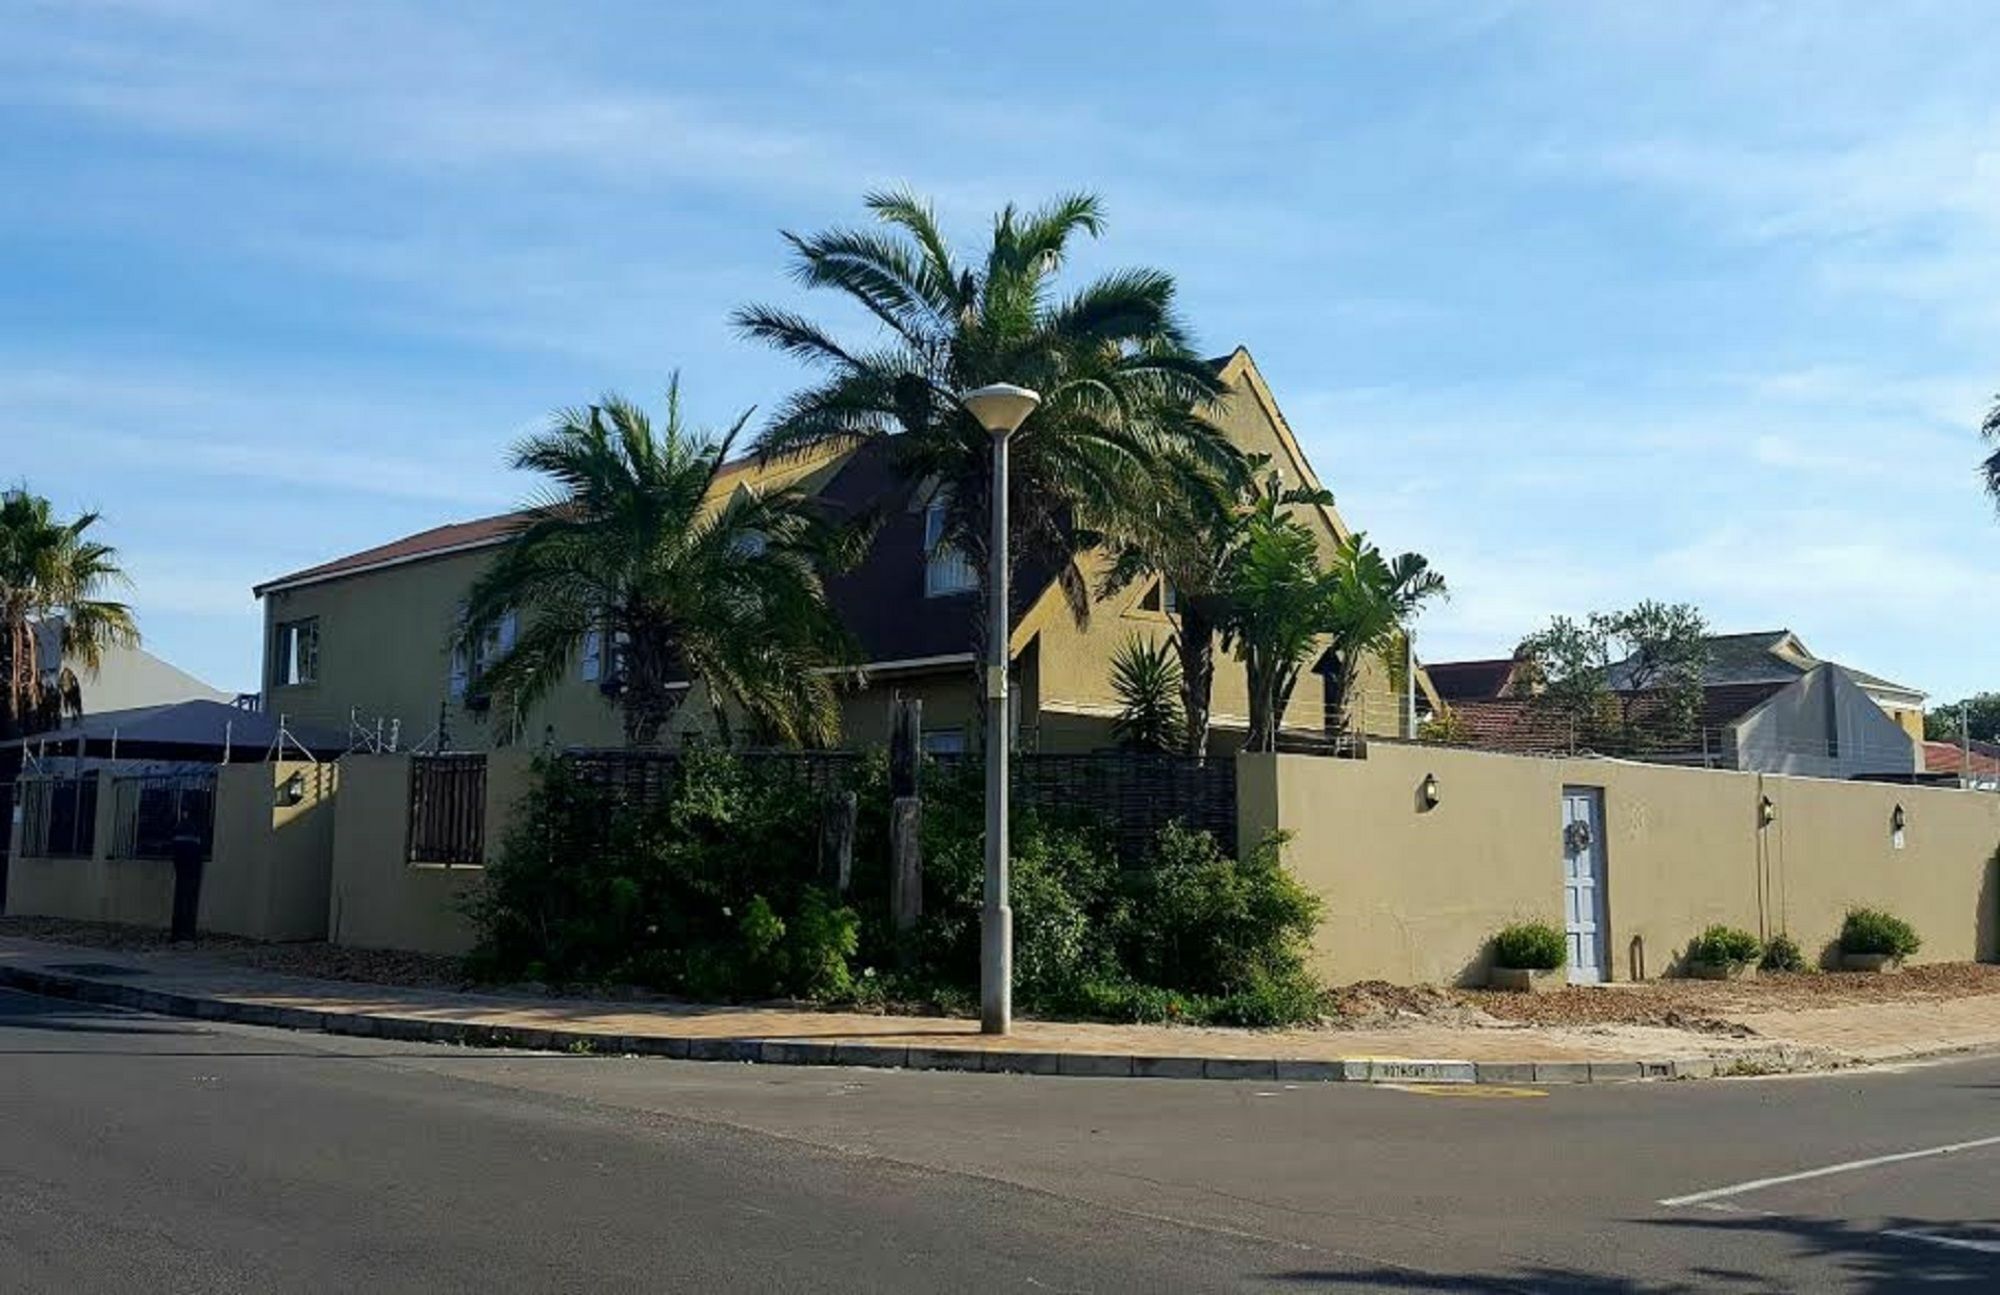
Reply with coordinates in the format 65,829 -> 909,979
46,963 -> 146,977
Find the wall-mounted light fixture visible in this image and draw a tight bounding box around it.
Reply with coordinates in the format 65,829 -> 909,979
1759,795 -> 1777,827
282,771 -> 307,806
1419,772 -> 1441,811
1890,803 -> 1906,850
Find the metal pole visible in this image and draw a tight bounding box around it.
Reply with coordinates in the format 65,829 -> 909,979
982,430 -> 1013,1035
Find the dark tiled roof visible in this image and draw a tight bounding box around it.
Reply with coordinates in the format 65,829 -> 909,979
254,512 -> 526,594
0,699 -> 345,754
1424,658 -> 1520,703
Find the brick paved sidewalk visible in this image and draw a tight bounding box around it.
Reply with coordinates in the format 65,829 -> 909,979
5,934 -> 1992,1084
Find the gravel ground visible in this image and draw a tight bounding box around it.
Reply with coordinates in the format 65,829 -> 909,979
7,916 -> 1998,1038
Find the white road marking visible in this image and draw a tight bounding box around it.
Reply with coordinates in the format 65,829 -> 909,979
1657,1134 -> 2000,1207
1881,1228 -> 2000,1255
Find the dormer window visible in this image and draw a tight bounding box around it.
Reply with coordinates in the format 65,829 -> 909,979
923,497 -> 977,596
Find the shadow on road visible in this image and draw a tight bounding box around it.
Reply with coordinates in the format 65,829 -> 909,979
1268,1212 -> 2000,1291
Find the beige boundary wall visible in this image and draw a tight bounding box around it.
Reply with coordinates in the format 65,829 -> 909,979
201,761 -> 339,941
5,763 -> 346,940
1240,745 -> 2000,986
4,771 -> 172,927
326,751 -> 533,956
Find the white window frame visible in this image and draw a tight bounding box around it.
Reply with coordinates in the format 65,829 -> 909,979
923,497 -> 977,597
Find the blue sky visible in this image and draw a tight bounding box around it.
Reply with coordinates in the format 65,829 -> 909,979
5,1 -> 1997,705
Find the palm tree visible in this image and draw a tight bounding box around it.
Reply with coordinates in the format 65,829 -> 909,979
1103,452 -> 1322,756
459,380 -> 863,749
1317,535 -> 1447,735
1109,636 -> 1185,753
0,488 -> 140,740
734,190 -> 1234,689
1217,483 -> 1337,754
1217,482 -> 1445,753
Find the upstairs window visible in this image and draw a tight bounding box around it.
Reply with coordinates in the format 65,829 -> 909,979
923,497 -> 977,597
449,610 -> 516,700
580,627 -> 603,682
271,617 -> 319,687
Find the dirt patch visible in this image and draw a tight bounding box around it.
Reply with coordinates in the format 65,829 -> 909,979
1456,964 -> 2000,1034
0,917 -> 470,990
1322,980 -> 1497,1029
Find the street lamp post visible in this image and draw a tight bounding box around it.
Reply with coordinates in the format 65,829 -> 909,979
961,382 -> 1042,1035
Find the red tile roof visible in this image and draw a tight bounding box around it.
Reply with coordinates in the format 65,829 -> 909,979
1443,682 -> 1791,755
1922,740 -> 2000,779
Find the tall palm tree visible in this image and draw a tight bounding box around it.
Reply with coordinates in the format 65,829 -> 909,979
459,380 -> 863,749
0,488 -> 140,739
734,190 -> 1234,680
1317,535 -> 1447,735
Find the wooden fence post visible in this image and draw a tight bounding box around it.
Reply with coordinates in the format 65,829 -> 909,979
822,790 -> 857,896
889,696 -> 923,936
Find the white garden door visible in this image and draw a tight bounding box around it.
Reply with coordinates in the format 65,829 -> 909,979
1561,787 -> 1609,984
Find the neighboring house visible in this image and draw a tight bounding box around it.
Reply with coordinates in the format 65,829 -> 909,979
24,617 -> 230,720
1922,738 -> 2000,790
1444,663 -> 1918,780
1422,656 -> 1528,706
1608,629 -> 1927,742
250,348 -> 1417,755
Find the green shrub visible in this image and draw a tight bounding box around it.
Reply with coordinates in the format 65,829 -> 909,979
1839,907 -> 1921,959
1760,932 -> 1807,973
1493,921 -> 1567,971
1686,925 -> 1762,968
471,748 -> 1329,1027
1114,824 -> 1320,998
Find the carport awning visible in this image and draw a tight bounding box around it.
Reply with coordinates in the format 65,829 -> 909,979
1,699 -> 346,758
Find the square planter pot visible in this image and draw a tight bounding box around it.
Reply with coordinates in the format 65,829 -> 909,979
1841,952 -> 1903,974
1687,961 -> 1757,981
1490,966 -> 1562,993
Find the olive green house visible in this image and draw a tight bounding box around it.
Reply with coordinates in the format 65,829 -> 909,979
252,349 -> 1429,755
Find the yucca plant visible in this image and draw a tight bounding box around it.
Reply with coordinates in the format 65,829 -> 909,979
1110,636 -> 1186,753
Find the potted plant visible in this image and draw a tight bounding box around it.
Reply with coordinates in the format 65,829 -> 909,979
1839,907 -> 1921,972
1490,921 -> 1567,992
1684,925 -> 1763,980
1760,932 -> 1807,974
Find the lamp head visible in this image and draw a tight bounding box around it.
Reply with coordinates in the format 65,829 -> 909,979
962,383 -> 1041,438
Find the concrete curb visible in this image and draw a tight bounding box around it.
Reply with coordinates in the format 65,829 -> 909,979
0,963 -> 1822,1086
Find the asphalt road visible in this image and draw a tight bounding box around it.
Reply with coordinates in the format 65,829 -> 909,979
2,987 -> 1997,1292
